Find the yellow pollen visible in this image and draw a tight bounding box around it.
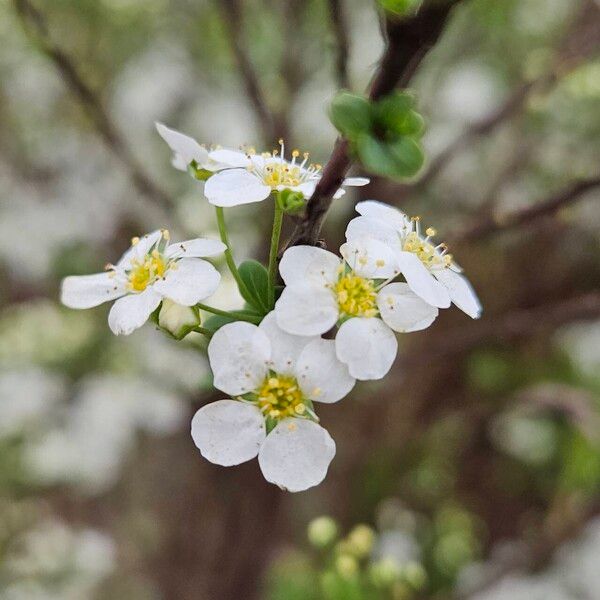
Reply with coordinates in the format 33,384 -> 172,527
161,229 -> 170,241
403,230 -> 452,270
131,236 -> 140,246
127,251 -> 168,292
333,274 -> 378,318
257,374 -> 305,421
426,227 -> 436,237
262,161 -> 303,188
375,259 -> 385,267
292,149 -> 300,158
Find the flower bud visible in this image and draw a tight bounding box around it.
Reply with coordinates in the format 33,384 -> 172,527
347,524 -> 375,558
158,299 -> 199,339
335,554 -> 358,579
308,516 -> 338,548
370,558 -> 402,588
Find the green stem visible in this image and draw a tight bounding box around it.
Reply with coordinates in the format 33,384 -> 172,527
192,326 -> 214,339
196,302 -> 261,324
215,206 -> 251,300
267,203 -> 284,308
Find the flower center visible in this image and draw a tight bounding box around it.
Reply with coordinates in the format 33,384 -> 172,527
403,219 -> 453,270
334,274 -> 378,318
257,374 -> 306,420
127,250 -> 168,292
252,140 -> 321,190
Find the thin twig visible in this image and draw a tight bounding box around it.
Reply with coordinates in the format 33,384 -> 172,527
217,0 -> 279,145
450,176 -> 600,244
285,0 -> 464,249
12,0 -> 173,213
327,0 -> 351,89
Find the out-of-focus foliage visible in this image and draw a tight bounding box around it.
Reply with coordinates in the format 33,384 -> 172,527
0,0 -> 598,597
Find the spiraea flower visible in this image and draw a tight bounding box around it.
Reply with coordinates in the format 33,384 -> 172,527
61,230 -> 225,335
156,122 -> 250,174
274,243 -> 439,380
346,201 -> 482,318
191,312 -> 355,492
203,140 -> 369,207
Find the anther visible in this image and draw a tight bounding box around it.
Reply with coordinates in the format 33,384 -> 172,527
131,236 -> 140,246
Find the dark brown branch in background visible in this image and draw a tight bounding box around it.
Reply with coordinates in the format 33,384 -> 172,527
12,0 -> 172,212
327,0 -> 351,89
218,0 -> 279,145
402,291 -> 600,369
285,0 -> 464,248
450,176 -> 600,244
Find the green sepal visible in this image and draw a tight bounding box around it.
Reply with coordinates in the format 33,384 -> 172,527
238,260 -> 270,314
377,0 -> 423,17
187,160 -> 212,181
276,189 -> 305,215
356,133 -> 424,179
330,92 -> 373,140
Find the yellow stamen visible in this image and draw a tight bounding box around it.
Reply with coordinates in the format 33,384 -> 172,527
333,274 -> 378,318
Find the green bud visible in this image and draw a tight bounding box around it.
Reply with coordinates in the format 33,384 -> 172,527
308,516 -> 338,548
335,554 -> 359,579
402,561 -> 427,590
188,160 -> 212,181
370,558 -> 402,588
330,92 -> 373,140
346,524 -> 375,558
158,299 -> 200,340
276,189 -> 305,215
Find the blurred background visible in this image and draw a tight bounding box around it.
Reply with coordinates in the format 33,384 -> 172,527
0,0 -> 599,598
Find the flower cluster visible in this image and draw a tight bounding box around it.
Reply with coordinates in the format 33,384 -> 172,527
60,123 -> 481,492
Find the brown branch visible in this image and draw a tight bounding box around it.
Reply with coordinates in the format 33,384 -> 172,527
218,0 -> 279,145
12,0 -> 173,213
450,176 -> 600,244
328,0 -> 351,89
285,0 -> 464,248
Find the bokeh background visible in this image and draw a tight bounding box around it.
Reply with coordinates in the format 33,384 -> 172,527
1,0 -> 599,598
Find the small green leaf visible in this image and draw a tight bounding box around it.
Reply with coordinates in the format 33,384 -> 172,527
388,136 -> 425,178
203,309 -> 263,333
378,0 -> 423,17
238,260 -> 270,313
330,92 -> 373,140
355,134 -> 403,178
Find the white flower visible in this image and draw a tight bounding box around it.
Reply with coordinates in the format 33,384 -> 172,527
346,200 -> 482,318
61,230 -> 225,335
191,312 -> 355,492
204,140 -> 369,207
155,122 -> 250,173
274,243 -> 439,380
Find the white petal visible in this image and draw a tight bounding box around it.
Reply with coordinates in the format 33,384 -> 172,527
61,272 -> 125,309
171,154 -> 188,172
355,200 -> 411,234
107,288 -> 161,335
208,148 -> 251,169
340,238 -> 399,279
335,317 -> 398,381
434,269 -> 482,318
333,187 -> 347,200
203,169 -> 271,207
153,258 -> 220,306
297,181 -> 317,198
155,122 -> 209,167
259,312 -> 317,375
278,245 -> 341,287
166,238 -> 226,259
345,216 -> 402,252
343,177 -> 370,187
116,230 -> 163,268
296,339 -> 355,404
207,322 -> 270,396
191,400 -> 265,466
377,282 -> 438,332
275,285 -> 339,336
396,251 -> 451,309
258,419 -> 335,492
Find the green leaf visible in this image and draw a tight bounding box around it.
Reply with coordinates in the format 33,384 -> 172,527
238,260 -> 270,313
203,309 -> 263,333
377,0 -> 423,17
330,92 -> 373,140
355,134 -> 403,179
388,136 -> 425,178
